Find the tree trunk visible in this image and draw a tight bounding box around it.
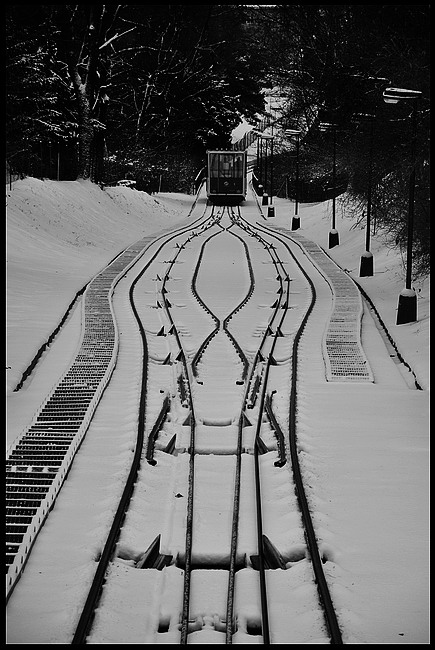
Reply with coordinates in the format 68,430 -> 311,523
67,5 -> 106,182
76,86 -> 94,180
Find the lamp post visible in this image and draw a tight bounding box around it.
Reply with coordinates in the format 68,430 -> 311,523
258,135 -> 264,196
263,134 -> 274,201
252,130 -> 274,211
320,122 -> 339,248
257,133 -> 274,215
285,128 -> 302,230
383,86 -> 422,324
353,113 -> 376,277
252,130 -> 265,197
269,135 -> 274,205
263,137 -> 268,203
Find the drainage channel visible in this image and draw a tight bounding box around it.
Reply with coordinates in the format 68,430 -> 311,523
355,280 -> 423,390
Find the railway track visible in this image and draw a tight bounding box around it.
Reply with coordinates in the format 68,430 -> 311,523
7,198 -> 352,644
73,205 -> 342,643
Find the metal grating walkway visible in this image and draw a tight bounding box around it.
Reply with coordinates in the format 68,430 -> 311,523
6,236 -> 156,598
275,230 -> 374,383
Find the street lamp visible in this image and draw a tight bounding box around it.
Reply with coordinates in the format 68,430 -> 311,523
352,113 -> 376,277
285,129 -> 302,230
383,86 -> 422,324
256,133 -> 275,215
255,136 -> 261,194
252,130 -> 266,197
269,134 -> 274,207
260,136 -> 267,200
319,122 -> 339,248
262,133 -> 274,204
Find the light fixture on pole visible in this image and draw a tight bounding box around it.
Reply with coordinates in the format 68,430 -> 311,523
252,130 -> 265,197
259,133 -> 275,216
352,113 -> 376,277
285,128 -> 302,230
262,137 -> 269,205
320,121 -> 339,248
256,136 -> 261,193
383,86 -> 422,325
269,135 -> 274,207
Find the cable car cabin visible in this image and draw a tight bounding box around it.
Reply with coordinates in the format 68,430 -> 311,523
206,150 -> 247,205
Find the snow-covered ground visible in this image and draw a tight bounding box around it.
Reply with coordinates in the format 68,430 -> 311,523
6,176 -> 429,643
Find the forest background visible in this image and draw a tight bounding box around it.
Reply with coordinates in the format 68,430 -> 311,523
6,4 -> 430,277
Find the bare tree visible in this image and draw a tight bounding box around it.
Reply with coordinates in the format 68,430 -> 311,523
58,5 -> 130,180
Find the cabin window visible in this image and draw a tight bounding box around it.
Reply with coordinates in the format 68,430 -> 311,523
209,153 -> 244,178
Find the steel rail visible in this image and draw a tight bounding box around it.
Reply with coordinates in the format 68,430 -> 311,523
160,250 -> 196,646
155,212 -> 232,643
222,210 -> 256,380
190,221 -> 222,376
157,214 -> 234,645
164,211 -> 256,644
264,394 -> 286,467
224,208 -> 296,644
145,395 -> 171,465
220,211 -> 258,643
71,209 -> 217,643
224,406 -> 245,643
248,238 -> 290,645
190,210 -> 253,380
67,202 -> 343,645
249,220 -> 344,645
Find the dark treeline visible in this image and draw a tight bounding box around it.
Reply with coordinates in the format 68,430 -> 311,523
6,4 -> 430,276
6,5 -> 266,188
261,4 -> 430,277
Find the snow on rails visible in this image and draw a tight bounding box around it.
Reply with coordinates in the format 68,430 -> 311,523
6,195 -> 377,643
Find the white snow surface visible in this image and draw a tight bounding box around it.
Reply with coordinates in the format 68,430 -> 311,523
6,176 -> 429,644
